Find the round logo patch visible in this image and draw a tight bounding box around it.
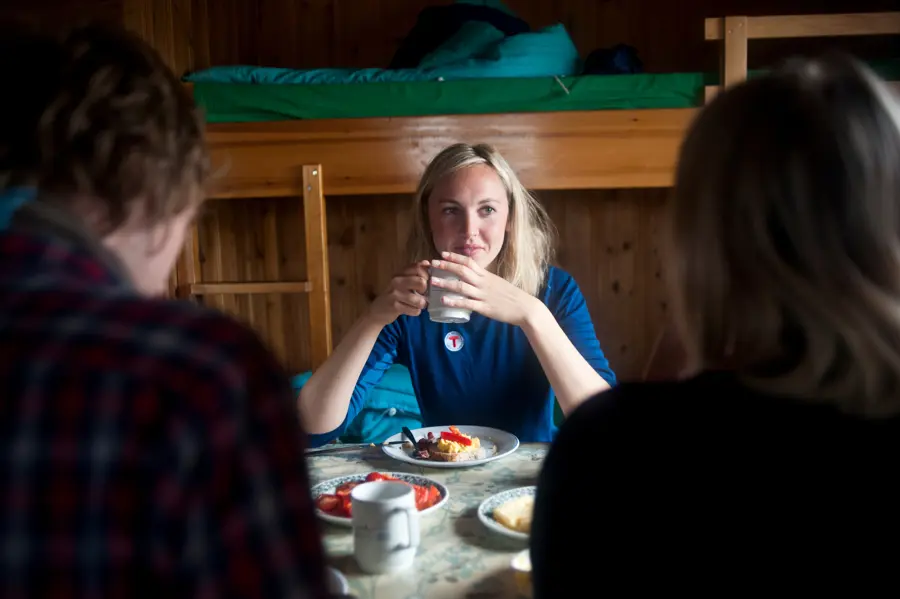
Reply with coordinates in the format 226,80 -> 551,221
444,331 -> 464,352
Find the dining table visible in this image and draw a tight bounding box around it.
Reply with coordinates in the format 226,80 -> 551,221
307,442 -> 548,599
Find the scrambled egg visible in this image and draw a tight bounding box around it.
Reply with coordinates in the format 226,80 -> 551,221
435,433 -> 481,454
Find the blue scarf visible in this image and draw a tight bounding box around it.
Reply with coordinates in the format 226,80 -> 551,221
0,187 -> 36,231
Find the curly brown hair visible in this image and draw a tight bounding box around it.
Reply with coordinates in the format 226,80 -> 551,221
0,22 -> 208,236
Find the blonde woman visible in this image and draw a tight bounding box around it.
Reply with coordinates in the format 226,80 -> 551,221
531,54 -> 900,596
300,143 -> 615,443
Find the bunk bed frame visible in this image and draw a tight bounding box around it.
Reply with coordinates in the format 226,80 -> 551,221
177,12 -> 900,373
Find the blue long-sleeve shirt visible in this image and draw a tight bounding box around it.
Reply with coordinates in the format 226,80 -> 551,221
320,266 -> 616,443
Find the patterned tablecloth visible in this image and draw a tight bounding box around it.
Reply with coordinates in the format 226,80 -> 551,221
307,443 -> 548,599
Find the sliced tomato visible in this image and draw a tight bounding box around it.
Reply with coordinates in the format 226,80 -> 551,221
440,431 -> 472,446
341,495 -> 352,517
316,494 -> 340,513
448,425 -> 461,435
366,472 -> 400,483
335,482 -> 359,497
426,485 -> 441,508
413,484 -> 429,510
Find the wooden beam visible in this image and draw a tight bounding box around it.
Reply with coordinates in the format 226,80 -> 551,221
723,16 -> 748,89
706,12 -> 900,40
262,202 -> 288,365
200,108 -> 695,198
303,165 -> 332,370
174,221 -> 202,299
188,281 -> 312,295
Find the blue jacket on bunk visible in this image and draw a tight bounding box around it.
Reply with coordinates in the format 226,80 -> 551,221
310,266 -> 616,447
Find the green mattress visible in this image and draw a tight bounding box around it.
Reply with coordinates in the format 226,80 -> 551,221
191,60 -> 900,124
192,72 -> 708,123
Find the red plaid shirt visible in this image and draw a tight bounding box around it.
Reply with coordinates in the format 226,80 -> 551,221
0,202 -> 330,598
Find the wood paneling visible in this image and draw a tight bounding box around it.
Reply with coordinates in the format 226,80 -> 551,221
113,0 -> 899,76
1,0 -> 121,30
203,109 -> 693,198
5,0 -> 897,74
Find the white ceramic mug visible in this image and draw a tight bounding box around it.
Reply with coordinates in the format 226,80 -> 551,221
350,481 -> 421,574
427,266 -> 471,324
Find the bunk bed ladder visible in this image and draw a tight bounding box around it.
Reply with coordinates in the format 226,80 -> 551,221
176,164 -> 333,370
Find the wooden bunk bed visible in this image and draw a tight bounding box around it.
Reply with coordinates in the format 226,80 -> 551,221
176,12 -> 900,374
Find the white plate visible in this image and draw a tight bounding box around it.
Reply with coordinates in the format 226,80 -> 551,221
380,425 -> 520,469
477,486 -> 536,542
311,471 -> 449,527
325,566 -> 349,595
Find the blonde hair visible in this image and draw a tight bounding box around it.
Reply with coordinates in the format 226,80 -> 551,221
668,53 -> 900,417
407,143 -> 555,297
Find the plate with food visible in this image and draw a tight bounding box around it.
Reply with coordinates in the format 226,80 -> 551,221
311,471 -> 448,527
477,486 -> 535,541
381,425 -> 519,468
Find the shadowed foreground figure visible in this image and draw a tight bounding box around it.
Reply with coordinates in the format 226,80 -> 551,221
531,53 -> 900,596
0,23 -> 330,599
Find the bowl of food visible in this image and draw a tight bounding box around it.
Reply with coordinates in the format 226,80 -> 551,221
312,471 -> 448,526
477,486 -> 535,541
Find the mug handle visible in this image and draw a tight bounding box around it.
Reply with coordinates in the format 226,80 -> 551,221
392,506 -> 420,550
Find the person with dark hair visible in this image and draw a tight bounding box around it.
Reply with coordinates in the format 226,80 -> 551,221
531,53 -> 900,596
0,24 -> 331,599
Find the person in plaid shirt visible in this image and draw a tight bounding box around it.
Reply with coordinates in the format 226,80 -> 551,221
0,24 -> 332,599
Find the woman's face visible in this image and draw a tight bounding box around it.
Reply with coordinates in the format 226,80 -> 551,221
427,164 -> 510,269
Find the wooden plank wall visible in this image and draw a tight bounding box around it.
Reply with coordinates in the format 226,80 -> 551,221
110,0 -> 899,77
3,0 -> 896,381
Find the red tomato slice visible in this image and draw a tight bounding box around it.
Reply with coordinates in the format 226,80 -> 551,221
341,495 -> 352,517
440,431 -> 472,446
316,494 -> 340,513
366,472 -> 401,483
427,485 -> 441,508
335,482 -> 359,497
413,484 -> 429,510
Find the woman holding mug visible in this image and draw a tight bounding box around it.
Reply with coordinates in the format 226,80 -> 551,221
299,143 -> 616,444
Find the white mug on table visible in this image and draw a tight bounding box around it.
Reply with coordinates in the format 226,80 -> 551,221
351,481 -> 421,574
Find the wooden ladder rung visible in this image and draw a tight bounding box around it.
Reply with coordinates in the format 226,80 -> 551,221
187,281 -> 312,295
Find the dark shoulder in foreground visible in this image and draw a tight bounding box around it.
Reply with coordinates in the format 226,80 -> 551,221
94,293 -> 290,398
557,369 -> 890,437
531,371 -> 900,596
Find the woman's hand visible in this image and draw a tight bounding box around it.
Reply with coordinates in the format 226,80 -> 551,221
429,251 -> 540,327
366,260 -> 431,327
